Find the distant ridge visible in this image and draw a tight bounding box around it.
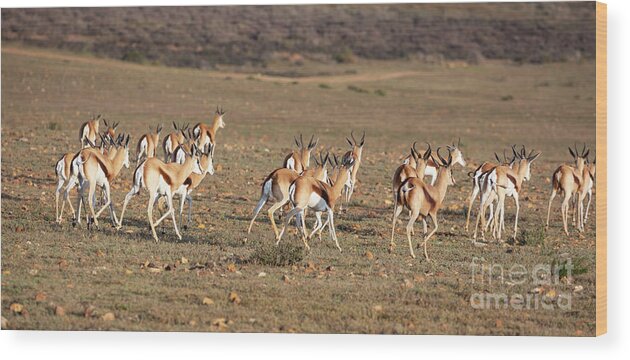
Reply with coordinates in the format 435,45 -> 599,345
1,3 -> 595,69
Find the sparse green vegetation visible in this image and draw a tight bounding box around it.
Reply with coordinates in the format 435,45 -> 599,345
347,85 -> 369,94
250,242 -> 304,267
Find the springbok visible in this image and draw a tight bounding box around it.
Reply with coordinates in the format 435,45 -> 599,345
580,159 -> 596,226
277,155 -> 354,252
283,134 -> 318,173
193,106 -> 226,156
171,143 -> 215,229
340,131 -> 365,211
55,136 -> 121,224
162,122 -> 189,162
546,144 -> 591,235
475,146 -> 541,242
102,119 -> 119,140
389,142 -> 432,252
247,152 -> 330,239
117,144 -> 203,242
136,124 -> 162,164
79,114 -> 101,148
464,147 -> 517,232
65,135 -> 131,228
424,138 -> 466,185
391,148 -> 455,259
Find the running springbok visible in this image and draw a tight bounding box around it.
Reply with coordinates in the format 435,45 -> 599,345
162,122 -> 189,162
79,114 -> 101,148
340,131 -> 365,210
474,146 -> 541,242
546,144 -> 591,235
391,148 -> 455,260
136,124 -> 162,164
116,144 -> 203,242
193,106 -> 226,156
464,147 -> 517,232
247,152 -> 329,239
389,142 -> 432,253
424,138 -> 466,185
64,135 -> 131,229
283,134 -> 318,173
277,155 -> 354,252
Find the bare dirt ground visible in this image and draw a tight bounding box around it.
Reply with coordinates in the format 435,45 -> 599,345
1,46 -> 596,335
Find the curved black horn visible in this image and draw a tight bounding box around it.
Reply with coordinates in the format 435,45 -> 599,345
495,152 -> 502,163
360,131 -> 365,146
436,147 -> 447,165
582,143 -> 587,157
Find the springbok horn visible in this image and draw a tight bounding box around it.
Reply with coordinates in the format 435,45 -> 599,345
495,152 -> 502,163
582,143 -> 587,157
294,136 -> 300,148
360,131 -> 365,146
300,134 -> 304,148
350,131 -> 357,144
436,147 -> 446,165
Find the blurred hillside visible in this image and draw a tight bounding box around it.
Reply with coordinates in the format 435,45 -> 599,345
1,3 -> 595,69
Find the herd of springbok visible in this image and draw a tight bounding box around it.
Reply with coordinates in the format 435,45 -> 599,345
53,110 -> 596,260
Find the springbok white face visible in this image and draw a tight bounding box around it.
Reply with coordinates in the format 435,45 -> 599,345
518,147 -> 541,181
446,139 -> 466,167
569,143 -> 590,170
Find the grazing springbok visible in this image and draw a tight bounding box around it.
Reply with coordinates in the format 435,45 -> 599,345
464,147 -> 517,232
424,138 -> 466,185
474,146 -> 541,242
162,122 -> 189,162
64,135 -> 131,228
546,144 -> 592,235
79,114 -> 101,148
391,148 -> 455,260
193,106 -> 226,156
277,155 -> 354,252
247,152 -> 329,239
136,124 -> 162,164
340,131 -> 365,211
283,134 -> 318,173
117,144 -> 203,242
102,119 -> 119,140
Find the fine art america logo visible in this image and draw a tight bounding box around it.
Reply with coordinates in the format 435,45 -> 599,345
469,257 -> 574,311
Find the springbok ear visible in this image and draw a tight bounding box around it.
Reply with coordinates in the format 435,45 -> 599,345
583,148 -> 590,159
125,134 -> 131,147
113,122 -> 119,129
103,119 -> 108,127
569,147 -> 576,158
309,137 -> 319,150
157,124 -> 163,134
346,137 -> 353,147
495,152 -> 502,163
294,136 -> 300,148
173,121 -> 178,130
360,131 -> 365,146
